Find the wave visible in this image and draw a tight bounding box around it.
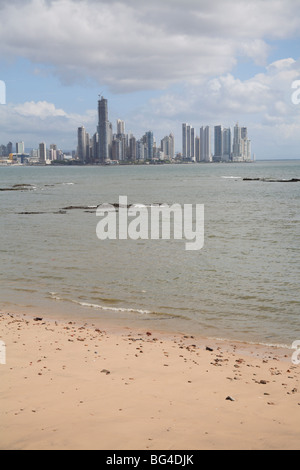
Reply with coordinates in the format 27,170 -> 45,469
221,176 -> 242,179
75,300 -> 151,315
48,292 -> 151,315
47,292 -> 189,321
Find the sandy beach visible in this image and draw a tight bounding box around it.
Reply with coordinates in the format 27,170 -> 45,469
0,311 -> 299,450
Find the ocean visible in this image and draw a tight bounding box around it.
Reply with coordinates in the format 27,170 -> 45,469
0,161 -> 299,347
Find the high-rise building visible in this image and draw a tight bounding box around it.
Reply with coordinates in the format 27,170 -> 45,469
146,131 -> 154,160
117,119 -> 125,136
16,142 -> 25,155
161,136 -> 168,158
195,136 -> 200,162
39,142 -> 46,164
200,126 -> 211,162
85,132 -> 91,163
49,144 -> 57,161
129,136 -> 136,161
7,142 -> 13,155
186,125 -> 191,159
214,125 -> 223,162
232,123 -> 251,161
182,123 -> 195,160
136,139 -> 146,161
222,128 -> 232,161
50,144 -> 57,161
161,133 -> 175,160
169,133 -> 175,160
92,132 -> 99,163
77,126 -> 87,163
182,123 -> 188,159
190,127 -> 195,161
112,138 -> 123,161
98,97 -> 110,163
232,123 -> 242,160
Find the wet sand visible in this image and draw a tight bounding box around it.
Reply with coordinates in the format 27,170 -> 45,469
0,311 -> 299,450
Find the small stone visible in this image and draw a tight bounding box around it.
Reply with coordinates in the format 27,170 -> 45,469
226,396 -> 235,402
206,347 -> 214,352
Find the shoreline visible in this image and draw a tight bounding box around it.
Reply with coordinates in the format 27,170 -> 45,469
1,309 -> 299,450
0,299 -> 295,352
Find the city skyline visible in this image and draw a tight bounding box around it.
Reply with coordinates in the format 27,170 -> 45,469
0,1 -> 300,160
0,96 -> 253,164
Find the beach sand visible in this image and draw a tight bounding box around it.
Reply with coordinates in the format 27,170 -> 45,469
0,311 -> 299,450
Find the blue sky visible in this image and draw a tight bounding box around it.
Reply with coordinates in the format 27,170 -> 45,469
0,0 -> 300,159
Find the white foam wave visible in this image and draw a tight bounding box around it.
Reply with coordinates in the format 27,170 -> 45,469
221,176 -> 242,179
76,300 -> 151,315
48,292 -> 151,315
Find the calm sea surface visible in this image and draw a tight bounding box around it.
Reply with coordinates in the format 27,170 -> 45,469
0,161 -> 299,346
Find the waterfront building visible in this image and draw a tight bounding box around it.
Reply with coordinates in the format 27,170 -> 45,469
39,142 -> 46,164
200,126 -> 211,162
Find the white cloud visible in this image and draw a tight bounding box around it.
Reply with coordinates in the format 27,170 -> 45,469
0,0 -> 300,92
14,101 -> 67,119
150,58 -> 300,120
1,0 -> 300,157
0,100 -> 96,148
143,57 -> 300,157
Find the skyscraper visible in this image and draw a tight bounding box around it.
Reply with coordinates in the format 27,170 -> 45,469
182,123 -> 195,160
200,126 -> 211,162
50,144 -> 57,161
195,136 -> 200,162
16,142 -> 25,155
232,123 -> 251,161
129,136 -> 136,161
39,142 -> 46,164
214,125 -> 223,162
98,97 -> 110,163
182,123 -> 188,159
187,125 -> 191,159
169,133 -> 175,160
77,126 -> 87,163
6,142 -> 13,155
92,132 -> 99,163
117,119 -> 125,136
146,131 -> 154,160
222,128 -> 232,161
191,127 -> 195,161
161,133 -> 175,160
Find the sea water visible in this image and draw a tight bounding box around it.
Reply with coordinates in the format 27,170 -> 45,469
0,161 -> 299,346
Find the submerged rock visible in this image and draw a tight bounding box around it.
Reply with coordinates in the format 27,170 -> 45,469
243,178 -> 300,183
0,184 -> 34,191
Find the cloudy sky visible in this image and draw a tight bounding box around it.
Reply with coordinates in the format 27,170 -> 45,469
1,0 -> 300,158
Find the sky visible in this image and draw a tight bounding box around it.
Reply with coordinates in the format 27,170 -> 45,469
0,0 -> 300,159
